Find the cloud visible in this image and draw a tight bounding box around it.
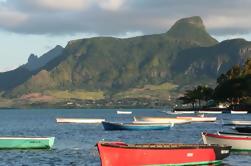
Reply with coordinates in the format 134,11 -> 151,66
0,6 -> 27,28
23,0 -> 92,11
99,0 -> 125,11
0,0 -> 251,37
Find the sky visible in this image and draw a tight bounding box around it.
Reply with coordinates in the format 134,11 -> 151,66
1,0 -> 251,72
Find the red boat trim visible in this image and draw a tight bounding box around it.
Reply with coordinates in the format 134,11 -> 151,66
205,133 -> 251,140
100,142 -> 222,150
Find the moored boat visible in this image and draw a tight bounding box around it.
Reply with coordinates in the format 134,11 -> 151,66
0,137 -> 55,149
231,110 -> 248,114
223,120 -> 251,126
168,111 -> 195,114
176,116 -> 217,122
234,126 -> 251,133
198,111 -> 222,114
133,116 -> 191,124
56,118 -> 105,123
202,132 -> 251,151
116,111 -> 132,114
97,141 -> 231,166
101,121 -> 173,130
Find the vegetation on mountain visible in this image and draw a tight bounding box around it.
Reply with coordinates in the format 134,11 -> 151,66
179,59 -> 251,106
7,16 -> 218,98
0,45 -> 63,91
214,59 -> 251,102
1,16 -> 251,108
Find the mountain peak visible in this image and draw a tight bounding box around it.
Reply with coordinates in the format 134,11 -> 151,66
174,16 -> 204,29
166,16 -> 218,46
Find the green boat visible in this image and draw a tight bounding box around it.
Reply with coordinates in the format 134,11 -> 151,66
0,137 -> 55,149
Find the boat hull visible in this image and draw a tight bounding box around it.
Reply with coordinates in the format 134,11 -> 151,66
177,116 -> 216,122
198,111 -> 222,114
234,126 -> 251,133
223,120 -> 251,126
133,116 -> 191,124
56,118 -> 105,123
202,132 -> 251,151
102,121 -> 173,130
0,137 -> 55,149
231,111 -> 248,114
116,111 -> 132,114
97,141 -> 231,166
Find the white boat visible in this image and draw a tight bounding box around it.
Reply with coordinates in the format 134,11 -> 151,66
202,131 -> 251,151
133,117 -> 191,124
56,118 -> 105,123
116,111 -> 132,114
198,111 -> 222,114
223,120 -> 251,126
230,110 -> 248,114
176,116 -> 216,122
170,111 -> 195,114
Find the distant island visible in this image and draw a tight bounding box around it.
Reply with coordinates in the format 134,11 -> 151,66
0,16 -> 250,108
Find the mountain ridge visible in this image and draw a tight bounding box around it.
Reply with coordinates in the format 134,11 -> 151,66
2,16 -> 251,102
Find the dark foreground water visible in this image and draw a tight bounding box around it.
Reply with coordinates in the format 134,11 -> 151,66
0,109 -> 251,166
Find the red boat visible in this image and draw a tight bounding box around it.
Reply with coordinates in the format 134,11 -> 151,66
97,141 -> 231,166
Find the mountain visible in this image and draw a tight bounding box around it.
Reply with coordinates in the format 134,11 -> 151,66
171,39 -> 251,80
24,45 -> 63,71
5,16 -> 251,102
166,16 -> 217,46
0,45 -> 63,91
7,16 -> 220,98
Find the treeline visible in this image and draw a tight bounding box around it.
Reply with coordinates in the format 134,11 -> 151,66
179,59 -> 251,106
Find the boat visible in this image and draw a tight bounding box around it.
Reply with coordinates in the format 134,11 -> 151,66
176,115 -> 217,122
202,131 -> 251,151
218,131 -> 251,136
116,111 -> 132,114
97,141 -> 231,166
230,110 -> 248,114
133,116 -> 191,124
56,118 -> 105,123
223,120 -> 251,126
168,111 -> 195,114
198,111 -> 222,114
101,121 -> 173,130
234,126 -> 251,133
0,137 -> 55,149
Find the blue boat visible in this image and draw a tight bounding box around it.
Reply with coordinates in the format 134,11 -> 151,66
102,121 -> 174,131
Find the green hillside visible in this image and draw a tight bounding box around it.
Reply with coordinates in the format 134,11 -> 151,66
8,16 -> 219,98
6,16 -> 251,103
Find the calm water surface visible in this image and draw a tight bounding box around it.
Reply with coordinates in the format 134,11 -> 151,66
0,109 -> 251,166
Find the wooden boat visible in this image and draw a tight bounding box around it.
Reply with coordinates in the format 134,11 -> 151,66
56,118 -> 105,123
101,121 -> 173,130
223,120 -> 251,126
230,110 -> 248,114
97,141 -> 231,166
116,111 -> 132,114
198,111 -> 222,114
0,137 -> 55,149
234,126 -> 251,133
218,131 -> 251,136
133,116 -> 191,124
202,132 -> 251,151
176,116 -> 216,122
168,111 -> 195,114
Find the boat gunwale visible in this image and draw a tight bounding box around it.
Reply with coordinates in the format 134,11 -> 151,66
102,121 -> 173,127
99,142 -> 230,150
203,132 -> 251,140
0,137 -> 55,140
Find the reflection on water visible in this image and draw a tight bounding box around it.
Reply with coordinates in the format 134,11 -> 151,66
0,109 -> 251,165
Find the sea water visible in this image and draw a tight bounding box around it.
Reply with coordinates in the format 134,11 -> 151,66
0,109 -> 250,166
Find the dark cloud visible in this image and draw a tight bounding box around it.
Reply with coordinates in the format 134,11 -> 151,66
0,0 -> 251,36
